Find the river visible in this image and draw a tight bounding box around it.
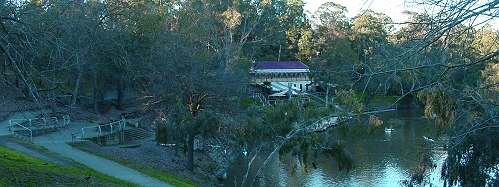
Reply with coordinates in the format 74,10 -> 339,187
226,109 -> 447,187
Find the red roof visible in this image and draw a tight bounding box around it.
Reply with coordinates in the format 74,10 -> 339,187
252,61 -> 309,70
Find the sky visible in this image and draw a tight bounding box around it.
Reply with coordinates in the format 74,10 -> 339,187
303,0 -> 498,29
303,0 -> 412,23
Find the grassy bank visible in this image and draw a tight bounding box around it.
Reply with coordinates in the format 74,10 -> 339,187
0,146 -> 136,186
71,143 -> 199,187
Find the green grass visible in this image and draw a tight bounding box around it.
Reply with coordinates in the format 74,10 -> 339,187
134,166 -> 198,187
71,143 -> 199,187
0,146 -> 137,186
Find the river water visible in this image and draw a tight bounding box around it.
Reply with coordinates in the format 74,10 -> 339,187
227,109 -> 447,187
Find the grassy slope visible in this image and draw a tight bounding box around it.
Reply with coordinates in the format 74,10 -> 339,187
0,146 -> 136,187
71,143 -> 199,187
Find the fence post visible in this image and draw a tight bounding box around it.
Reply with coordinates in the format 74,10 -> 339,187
64,115 -> 71,126
98,126 -> 102,136
8,120 -> 12,131
120,119 -> 125,144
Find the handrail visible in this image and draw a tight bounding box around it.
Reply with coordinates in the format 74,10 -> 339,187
9,115 -> 71,141
63,115 -> 71,126
9,116 -> 60,127
12,122 -> 32,142
79,119 -> 126,139
9,119 -> 28,129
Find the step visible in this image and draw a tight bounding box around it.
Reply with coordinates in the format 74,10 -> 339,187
123,128 -> 152,141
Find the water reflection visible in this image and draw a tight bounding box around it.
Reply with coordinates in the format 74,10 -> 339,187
228,109 -> 446,186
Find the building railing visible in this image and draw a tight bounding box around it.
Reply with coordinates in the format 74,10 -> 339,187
251,77 -> 311,83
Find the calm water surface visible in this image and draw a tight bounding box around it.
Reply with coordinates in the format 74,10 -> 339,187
228,109 -> 447,187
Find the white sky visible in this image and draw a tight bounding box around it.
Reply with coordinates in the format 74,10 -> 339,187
303,0 -> 412,23
303,0 -> 498,29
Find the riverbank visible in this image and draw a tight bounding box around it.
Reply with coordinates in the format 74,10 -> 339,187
0,144 -> 135,186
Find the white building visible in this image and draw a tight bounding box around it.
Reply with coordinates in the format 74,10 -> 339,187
250,61 -> 312,97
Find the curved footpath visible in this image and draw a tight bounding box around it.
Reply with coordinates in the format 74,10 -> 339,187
36,137 -> 169,187
0,113 -> 171,187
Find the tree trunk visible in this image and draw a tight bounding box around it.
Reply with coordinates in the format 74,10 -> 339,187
92,69 -> 100,115
187,130 -> 195,171
71,64 -> 82,109
1,43 -> 46,117
15,76 -> 19,88
116,76 -> 124,110
223,28 -> 234,74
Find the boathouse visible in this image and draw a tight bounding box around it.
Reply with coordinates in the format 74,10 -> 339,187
250,61 -> 312,97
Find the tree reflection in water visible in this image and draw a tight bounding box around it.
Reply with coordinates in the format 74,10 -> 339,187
227,109 -> 447,187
